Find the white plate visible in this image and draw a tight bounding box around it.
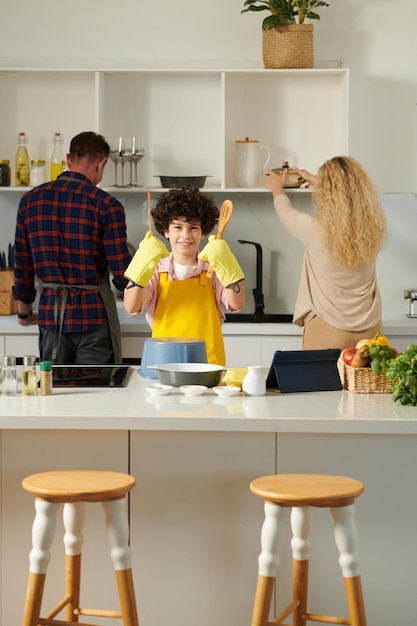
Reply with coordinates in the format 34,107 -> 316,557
212,385 -> 241,397
179,385 -> 208,396
145,383 -> 174,396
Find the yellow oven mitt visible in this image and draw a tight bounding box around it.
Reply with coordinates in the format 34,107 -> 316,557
198,236 -> 244,287
124,232 -> 169,287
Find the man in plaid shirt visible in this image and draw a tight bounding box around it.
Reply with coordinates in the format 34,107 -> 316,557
13,131 -> 132,364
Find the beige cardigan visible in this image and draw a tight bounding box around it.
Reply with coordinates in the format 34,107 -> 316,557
274,194 -> 382,332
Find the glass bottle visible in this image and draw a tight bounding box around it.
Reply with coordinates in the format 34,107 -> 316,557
40,360 -> 53,395
50,132 -> 65,181
1,355 -> 17,396
0,159 -> 11,187
15,132 -> 30,186
22,355 -> 38,396
30,160 -> 46,187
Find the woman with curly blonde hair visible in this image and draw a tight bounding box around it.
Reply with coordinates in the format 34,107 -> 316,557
265,156 -> 387,350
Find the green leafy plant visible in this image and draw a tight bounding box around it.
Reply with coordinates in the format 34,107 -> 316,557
385,344 -> 417,406
242,0 -> 330,30
362,343 -> 398,374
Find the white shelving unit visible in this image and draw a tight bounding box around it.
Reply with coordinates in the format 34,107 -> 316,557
0,67 -> 349,193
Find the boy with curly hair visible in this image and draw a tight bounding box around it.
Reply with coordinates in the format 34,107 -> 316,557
124,186 -> 245,365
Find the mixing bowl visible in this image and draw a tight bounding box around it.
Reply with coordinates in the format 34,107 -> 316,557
152,363 -> 226,387
139,337 -> 207,379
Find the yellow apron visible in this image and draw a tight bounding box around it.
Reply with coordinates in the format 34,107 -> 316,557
152,271 -> 226,365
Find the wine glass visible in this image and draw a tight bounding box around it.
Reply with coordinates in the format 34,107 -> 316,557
129,136 -> 145,187
108,136 -> 122,187
119,136 -> 132,188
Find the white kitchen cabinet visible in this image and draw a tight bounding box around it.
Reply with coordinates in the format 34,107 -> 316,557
0,67 -> 349,194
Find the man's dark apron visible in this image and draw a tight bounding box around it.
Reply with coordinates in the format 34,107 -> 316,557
42,268 -> 122,363
40,175 -> 121,363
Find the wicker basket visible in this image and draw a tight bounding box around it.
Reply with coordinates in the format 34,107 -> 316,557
262,24 -> 314,69
337,357 -> 393,394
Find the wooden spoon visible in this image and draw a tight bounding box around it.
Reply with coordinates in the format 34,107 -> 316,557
147,187 -> 153,235
206,199 -> 234,279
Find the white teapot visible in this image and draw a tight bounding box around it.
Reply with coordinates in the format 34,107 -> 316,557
234,137 -> 271,188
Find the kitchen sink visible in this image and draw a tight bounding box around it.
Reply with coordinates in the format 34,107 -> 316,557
224,313 -> 293,324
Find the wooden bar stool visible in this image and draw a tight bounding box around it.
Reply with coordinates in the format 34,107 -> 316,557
21,470 -> 139,626
250,473 -> 367,626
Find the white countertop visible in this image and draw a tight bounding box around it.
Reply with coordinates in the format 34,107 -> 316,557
1,367 -> 417,434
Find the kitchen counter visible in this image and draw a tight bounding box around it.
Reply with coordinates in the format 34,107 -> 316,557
1,371 -> 417,626
1,300 -> 417,337
1,368 -> 416,434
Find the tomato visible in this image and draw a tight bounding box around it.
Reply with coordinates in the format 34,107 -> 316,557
341,346 -> 370,368
341,347 -> 356,366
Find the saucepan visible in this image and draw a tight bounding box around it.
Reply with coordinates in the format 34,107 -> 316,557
139,337 -> 207,379
150,363 -> 226,387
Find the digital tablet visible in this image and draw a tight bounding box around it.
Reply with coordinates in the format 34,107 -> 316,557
266,348 -> 342,393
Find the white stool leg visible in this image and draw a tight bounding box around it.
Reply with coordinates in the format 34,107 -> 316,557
63,502 -> 85,622
102,498 -> 139,626
331,504 -> 367,626
290,506 -> 311,626
251,502 -> 288,626
23,499 -> 59,626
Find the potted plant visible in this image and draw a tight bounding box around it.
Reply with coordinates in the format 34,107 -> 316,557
242,0 -> 331,69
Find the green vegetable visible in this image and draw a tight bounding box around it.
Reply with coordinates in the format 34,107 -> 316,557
363,344 -> 398,374
385,344 -> 417,406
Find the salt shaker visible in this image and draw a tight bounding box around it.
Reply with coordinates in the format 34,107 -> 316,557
22,355 -> 38,396
1,355 -> 17,396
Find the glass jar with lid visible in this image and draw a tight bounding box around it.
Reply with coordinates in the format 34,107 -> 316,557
0,159 -> 11,187
30,160 -> 46,187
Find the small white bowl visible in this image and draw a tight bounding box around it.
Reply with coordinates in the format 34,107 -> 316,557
179,385 -> 208,396
145,383 -> 174,396
212,385 -> 241,397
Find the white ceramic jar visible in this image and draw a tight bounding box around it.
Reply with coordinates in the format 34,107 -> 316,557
233,138 -> 271,187
242,365 -> 266,396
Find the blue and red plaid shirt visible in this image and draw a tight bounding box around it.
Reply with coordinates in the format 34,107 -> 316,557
13,171 -> 131,333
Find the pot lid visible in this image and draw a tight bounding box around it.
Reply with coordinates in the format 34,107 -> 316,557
235,137 -> 259,143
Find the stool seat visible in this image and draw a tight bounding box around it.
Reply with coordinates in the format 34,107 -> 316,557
21,469 -> 139,626
22,470 -> 136,502
250,473 -> 364,508
250,473 -> 367,626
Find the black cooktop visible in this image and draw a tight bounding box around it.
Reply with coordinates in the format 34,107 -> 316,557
52,365 -> 132,388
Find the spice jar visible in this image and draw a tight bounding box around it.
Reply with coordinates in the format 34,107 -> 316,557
22,355 -> 38,396
0,160 -> 11,187
30,160 -> 46,187
40,360 -> 53,395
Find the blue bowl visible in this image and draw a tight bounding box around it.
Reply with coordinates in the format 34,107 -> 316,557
139,337 -> 207,379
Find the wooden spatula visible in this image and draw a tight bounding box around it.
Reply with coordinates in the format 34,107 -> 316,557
206,199 -> 234,279
147,187 -> 153,235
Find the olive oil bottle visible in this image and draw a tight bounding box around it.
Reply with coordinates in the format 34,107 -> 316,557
15,132 -> 30,186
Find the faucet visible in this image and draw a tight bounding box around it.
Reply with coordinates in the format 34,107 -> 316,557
238,240 -> 265,315
404,289 -> 417,318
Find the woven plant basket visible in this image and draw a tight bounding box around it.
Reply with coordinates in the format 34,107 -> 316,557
263,24 -> 314,69
337,357 -> 393,394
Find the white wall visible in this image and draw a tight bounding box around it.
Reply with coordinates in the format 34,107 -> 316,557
1,0 -> 416,192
